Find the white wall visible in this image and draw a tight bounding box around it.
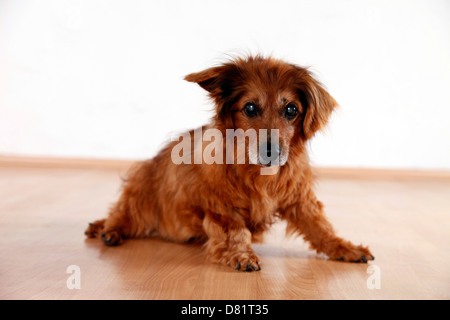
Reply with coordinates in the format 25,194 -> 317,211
1,0 -> 449,170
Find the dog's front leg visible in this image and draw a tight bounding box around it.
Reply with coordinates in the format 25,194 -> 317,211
282,189 -> 374,263
202,213 -> 261,271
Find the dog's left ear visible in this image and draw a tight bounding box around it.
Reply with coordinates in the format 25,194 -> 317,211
295,68 -> 338,139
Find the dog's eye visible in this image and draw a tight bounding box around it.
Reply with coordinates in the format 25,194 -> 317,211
243,103 -> 258,118
284,103 -> 298,120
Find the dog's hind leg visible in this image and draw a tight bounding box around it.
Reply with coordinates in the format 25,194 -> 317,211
85,160 -> 159,246
84,203 -> 132,247
99,203 -> 132,246
84,219 -> 106,239
85,188 -> 156,247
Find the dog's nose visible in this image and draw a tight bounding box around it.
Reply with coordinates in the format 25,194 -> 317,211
265,143 -> 281,158
259,143 -> 282,166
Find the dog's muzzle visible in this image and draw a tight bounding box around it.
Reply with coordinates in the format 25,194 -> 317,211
259,142 -> 282,167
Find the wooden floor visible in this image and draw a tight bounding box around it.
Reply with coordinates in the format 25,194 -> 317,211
0,161 -> 449,300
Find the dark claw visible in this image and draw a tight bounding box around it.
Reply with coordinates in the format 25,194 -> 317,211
235,262 -> 241,271
101,232 -> 118,246
89,222 -> 94,226
338,257 -> 345,261
361,256 -> 367,263
257,263 -> 261,271
370,255 -> 375,260
101,233 -> 109,244
244,264 -> 252,272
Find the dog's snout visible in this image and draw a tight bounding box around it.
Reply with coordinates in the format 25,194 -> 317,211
265,143 -> 281,158
259,142 -> 282,166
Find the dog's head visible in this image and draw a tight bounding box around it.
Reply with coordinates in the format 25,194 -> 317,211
185,56 -> 337,167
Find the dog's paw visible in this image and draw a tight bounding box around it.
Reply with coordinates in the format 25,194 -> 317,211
331,242 -> 374,263
231,252 -> 261,272
84,219 -> 105,238
100,230 -> 123,246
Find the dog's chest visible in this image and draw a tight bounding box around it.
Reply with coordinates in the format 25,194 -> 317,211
247,190 -> 279,227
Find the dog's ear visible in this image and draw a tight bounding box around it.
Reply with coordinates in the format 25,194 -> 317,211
185,64 -> 238,122
184,66 -> 224,92
295,68 -> 338,139
184,65 -> 236,100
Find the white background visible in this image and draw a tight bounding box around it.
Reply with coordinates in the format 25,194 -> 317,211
1,0 -> 449,170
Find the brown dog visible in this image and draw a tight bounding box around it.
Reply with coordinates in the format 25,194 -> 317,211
85,55 -> 374,271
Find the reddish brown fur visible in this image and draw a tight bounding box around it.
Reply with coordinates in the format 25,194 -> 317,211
85,56 -> 373,271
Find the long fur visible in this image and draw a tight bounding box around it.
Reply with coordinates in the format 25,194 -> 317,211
85,56 -> 373,271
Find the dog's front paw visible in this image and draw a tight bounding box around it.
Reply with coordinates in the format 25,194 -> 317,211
329,241 -> 374,263
230,251 -> 261,272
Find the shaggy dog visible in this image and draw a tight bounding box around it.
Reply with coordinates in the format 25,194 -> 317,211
85,56 -> 374,271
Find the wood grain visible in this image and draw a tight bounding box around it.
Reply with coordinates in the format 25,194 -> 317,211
0,161 -> 449,299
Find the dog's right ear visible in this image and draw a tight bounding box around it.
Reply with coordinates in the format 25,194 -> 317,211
184,64 -> 238,103
185,65 -> 239,124
184,66 -> 227,94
